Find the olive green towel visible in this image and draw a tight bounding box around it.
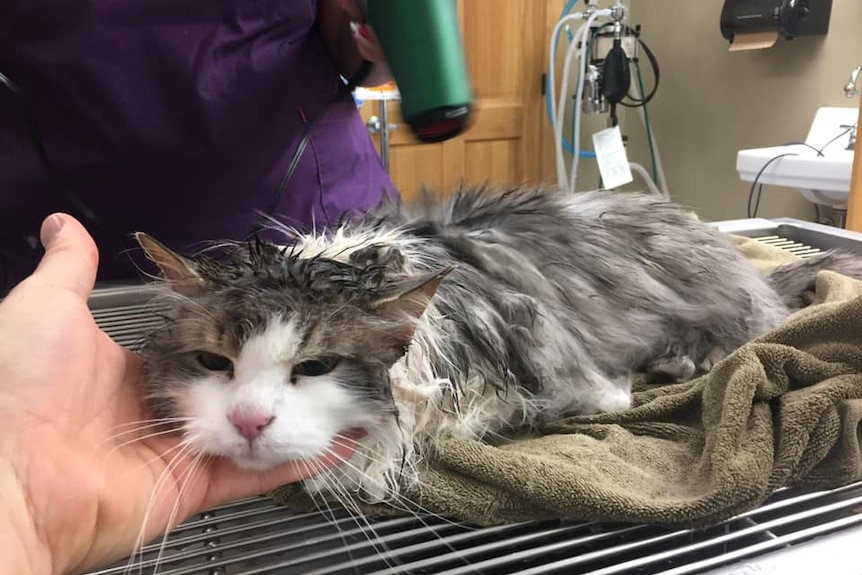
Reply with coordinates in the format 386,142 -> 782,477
272,236 -> 862,527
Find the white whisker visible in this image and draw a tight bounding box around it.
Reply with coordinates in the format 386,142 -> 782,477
121,438 -> 198,575
152,452 -> 204,573
304,457 -> 402,573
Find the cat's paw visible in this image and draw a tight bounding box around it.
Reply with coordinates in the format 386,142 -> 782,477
593,383 -> 633,413
647,356 -> 697,381
552,371 -> 633,416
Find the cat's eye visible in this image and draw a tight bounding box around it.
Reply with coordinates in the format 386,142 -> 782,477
197,352 -> 234,373
291,357 -> 340,380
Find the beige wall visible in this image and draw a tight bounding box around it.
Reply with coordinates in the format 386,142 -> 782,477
620,0 -> 862,223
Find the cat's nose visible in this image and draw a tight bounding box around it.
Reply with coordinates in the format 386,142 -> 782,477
228,410 -> 275,441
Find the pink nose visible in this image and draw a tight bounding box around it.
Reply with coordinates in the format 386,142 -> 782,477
228,410 -> 274,442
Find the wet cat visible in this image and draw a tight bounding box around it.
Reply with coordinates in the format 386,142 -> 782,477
135,186 -> 862,503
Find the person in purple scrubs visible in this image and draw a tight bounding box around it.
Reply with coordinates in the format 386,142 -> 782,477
0,0 -> 398,291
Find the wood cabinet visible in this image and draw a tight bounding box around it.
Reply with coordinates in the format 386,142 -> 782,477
843,87 -> 862,231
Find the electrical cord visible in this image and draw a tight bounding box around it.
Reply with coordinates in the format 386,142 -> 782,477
781,141 -> 825,156
746,127 -> 855,218
747,152 -> 798,218
0,71 -> 100,227
0,69 -> 135,289
817,125 -> 856,154
620,30 -> 659,108
545,5 -> 598,160
634,59 -> 657,183
250,60 -> 374,236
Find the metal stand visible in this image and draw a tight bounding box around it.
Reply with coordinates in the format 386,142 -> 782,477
365,99 -> 397,172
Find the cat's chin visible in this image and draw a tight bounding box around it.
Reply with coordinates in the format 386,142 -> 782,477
227,452 -> 314,472
220,443 -> 326,472
229,456 -> 284,472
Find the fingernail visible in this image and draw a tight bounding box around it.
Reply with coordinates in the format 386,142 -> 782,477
40,213 -> 64,248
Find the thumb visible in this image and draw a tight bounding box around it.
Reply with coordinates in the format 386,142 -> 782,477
31,213 -> 100,299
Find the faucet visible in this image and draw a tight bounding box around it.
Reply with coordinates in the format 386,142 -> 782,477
844,66 -> 861,99
844,66 -> 860,150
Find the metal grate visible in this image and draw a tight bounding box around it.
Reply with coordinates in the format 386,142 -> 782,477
87,284 -> 167,350
750,235 -> 822,258
84,484 -> 862,575
79,219 -> 862,575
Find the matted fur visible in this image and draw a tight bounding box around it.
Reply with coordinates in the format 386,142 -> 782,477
135,186 -> 862,503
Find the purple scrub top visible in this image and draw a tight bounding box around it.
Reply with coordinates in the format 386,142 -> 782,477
0,0 -> 396,290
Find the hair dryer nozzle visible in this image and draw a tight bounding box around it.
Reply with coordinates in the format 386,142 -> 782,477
408,104 -> 472,143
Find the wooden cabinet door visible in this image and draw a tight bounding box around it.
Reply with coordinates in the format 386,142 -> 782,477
357,0 -> 550,201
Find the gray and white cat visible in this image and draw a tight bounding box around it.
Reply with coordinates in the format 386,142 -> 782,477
135,186 -> 862,504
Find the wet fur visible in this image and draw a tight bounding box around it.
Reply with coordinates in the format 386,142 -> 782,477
136,186 -> 862,504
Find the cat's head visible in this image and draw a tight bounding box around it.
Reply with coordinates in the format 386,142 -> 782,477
134,232 -> 450,472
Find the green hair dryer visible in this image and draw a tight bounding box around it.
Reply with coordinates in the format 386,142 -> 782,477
363,0 -> 475,143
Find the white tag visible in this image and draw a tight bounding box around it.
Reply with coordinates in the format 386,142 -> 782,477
592,126 -> 633,189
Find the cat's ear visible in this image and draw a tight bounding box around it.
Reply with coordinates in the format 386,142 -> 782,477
372,266 -> 454,349
134,232 -> 203,294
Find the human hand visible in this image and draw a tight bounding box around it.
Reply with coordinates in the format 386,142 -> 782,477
0,214 -> 361,575
336,0 -> 392,85
350,21 -> 387,66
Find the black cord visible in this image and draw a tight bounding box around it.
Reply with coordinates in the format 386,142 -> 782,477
748,127 -> 856,218
619,30 -> 659,108
816,126 -> 855,154
0,71 -> 100,226
586,24 -> 659,110
747,152 -> 798,218
251,60 -> 374,235
781,141 -> 824,156
608,103 -> 618,127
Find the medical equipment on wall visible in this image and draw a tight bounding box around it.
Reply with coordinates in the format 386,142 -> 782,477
547,0 -> 668,199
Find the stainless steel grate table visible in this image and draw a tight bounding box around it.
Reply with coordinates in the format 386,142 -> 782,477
79,217 -> 862,575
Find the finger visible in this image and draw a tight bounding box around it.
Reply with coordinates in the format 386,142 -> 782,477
351,28 -> 385,63
200,430 -> 365,508
31,213 -> 99,299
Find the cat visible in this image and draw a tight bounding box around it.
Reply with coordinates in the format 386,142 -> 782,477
134,185 -> 862,505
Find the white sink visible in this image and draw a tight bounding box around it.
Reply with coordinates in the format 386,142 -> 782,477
736,107 -> 857,209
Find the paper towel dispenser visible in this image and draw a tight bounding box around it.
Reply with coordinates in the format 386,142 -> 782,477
720,0 -> 832,44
